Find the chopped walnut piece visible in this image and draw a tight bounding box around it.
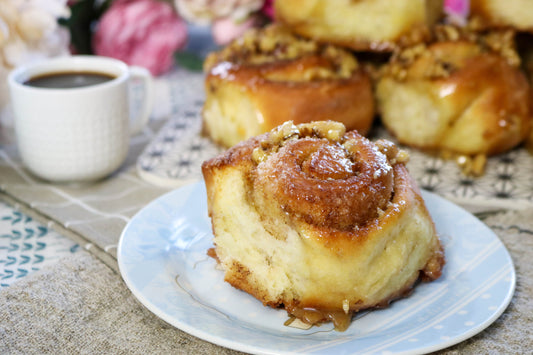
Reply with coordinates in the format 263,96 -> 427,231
375,139 -> 409,165
252,146 -> 268,164
456,154 -> 487,176
381,24 -> 522,82
204,24 -> 359,80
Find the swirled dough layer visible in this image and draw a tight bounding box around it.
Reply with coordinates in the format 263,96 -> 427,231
202,121 -> 444,330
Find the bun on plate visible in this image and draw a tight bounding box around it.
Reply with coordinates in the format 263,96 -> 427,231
202,121 -> 444,330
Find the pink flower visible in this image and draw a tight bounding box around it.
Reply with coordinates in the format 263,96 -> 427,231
211,16 -> 258,45
93,0 -> 188,76
444,0 -> 470,26
261,0 -> 274,19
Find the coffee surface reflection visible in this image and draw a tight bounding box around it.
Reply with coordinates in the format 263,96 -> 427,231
24,71 -> 115,89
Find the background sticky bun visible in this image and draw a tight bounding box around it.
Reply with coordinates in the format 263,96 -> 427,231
202,25 -> 374,148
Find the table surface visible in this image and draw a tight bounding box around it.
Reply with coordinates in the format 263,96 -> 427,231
1,64 -> 532,354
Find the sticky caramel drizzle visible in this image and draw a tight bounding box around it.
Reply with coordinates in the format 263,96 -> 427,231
285,307 -> 353,332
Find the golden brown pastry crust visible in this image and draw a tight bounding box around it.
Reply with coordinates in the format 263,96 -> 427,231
376,26 -> 532,161
202,121 -> 444,330
202,25 -> 374,148
470,0 -> 533,33
274,0 -> 444,51
518,34 -> 533,152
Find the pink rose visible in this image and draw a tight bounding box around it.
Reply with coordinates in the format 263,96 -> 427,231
261,0 -> 274,20
444,0 -> 470,25
93,0 -> 188,76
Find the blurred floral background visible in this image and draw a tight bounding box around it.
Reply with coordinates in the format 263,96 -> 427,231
0,0 -> 464,141
0,0 -> 70,126
0,0 -> 273,134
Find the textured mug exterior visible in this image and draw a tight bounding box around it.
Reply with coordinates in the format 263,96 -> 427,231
8,56 -> 148,182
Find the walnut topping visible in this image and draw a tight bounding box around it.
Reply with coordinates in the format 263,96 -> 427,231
393,150 -> 410,164
342,299 -> 350,314
381,24 -> 521,81
455,153 -> 487,177
305,121 -> 346,141
252,121 -> 348,165
252,146 -> 268,164
204,24 -> 359,80
270,121 -> 300,145
482,30 -> 520,67
439,150 -> 488,176
253,121 -> 299,164
434,24 -> 518,65
375,139 -> 409,165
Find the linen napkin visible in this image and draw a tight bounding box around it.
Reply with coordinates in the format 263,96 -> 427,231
0,251 -> 242,354
0,208 -> 531,354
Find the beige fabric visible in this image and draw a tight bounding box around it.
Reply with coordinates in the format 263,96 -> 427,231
0,251 -> 242,355
0,208 -> 531,354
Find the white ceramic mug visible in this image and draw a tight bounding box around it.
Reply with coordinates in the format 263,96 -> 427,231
8,55 -> 153,182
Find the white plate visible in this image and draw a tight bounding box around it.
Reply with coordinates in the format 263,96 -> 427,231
118,182 -> 515,354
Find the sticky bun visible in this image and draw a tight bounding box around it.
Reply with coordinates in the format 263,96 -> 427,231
376,26 -> 532,174
202,25 -> 374,148
470,0 -> 533,32
202,121 -> 444,331
274,0 -> 444,51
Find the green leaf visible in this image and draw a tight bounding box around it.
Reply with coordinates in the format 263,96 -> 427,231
58,0 -> 112,54
174,51 -> 204,72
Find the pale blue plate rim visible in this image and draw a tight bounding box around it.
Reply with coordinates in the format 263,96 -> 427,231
118,182 -> 515,355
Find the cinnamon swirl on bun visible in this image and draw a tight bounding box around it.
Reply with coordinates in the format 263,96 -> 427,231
202,121 -> 444,331
202,25 -> 374,148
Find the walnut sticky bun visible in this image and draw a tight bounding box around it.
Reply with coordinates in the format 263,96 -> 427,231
202,121 -> 445,331
470,0 -> 533,33
202,24 -> 374,148
274,0 -> 444,52
376,25 -> 532,175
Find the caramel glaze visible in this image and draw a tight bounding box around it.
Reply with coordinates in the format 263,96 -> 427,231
252,131 -> 394,230
285,280 -> 416,332
469,1 -> 533,31
206,57 -> 374,136
283,256 -> 441,332
203,121 -> 435,252
282,238 -> 445,332
433,53 -> 529,156
274,5 -> 436,52
384,40 -> 531,157
202,122 -> 445,331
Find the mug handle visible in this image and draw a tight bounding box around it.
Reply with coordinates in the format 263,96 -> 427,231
128,66 -> 154,135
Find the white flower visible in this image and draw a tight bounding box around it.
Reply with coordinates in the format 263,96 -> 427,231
175,0 -> 264,24
0,0 -> 71,123
0,0 -> 70,64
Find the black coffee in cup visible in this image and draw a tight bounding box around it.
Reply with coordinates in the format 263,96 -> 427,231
24,71 -> 116,89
